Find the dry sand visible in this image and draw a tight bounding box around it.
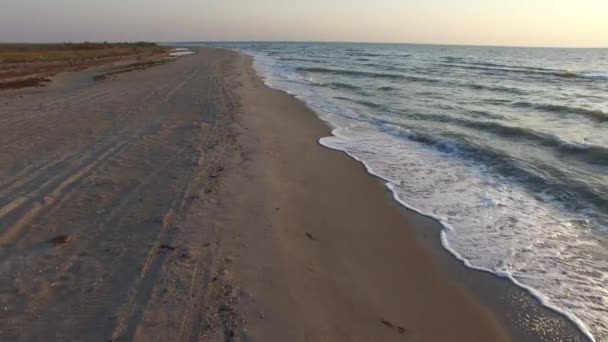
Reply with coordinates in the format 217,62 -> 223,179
0,47 -> 587,341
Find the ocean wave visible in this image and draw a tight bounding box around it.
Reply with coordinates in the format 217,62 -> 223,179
440,56 -> 468,63
559,142 -> 608,166
459,82 -> 527,95
345,51 -> 411,58
332,96 -> 385,110
358,63 -> 418,74
582,72 -> 608,81
359,62 -> 383,68
296,66 -> 441,84
379,123 -> 608,210
321,82 -> 363,91
297,66 -> 403,79
353,99 -> 385,110
466,110 -> 506,120
463,60 -> 556,72
404,113 -> 608,167
512,101 -> 608,122
402,74 -> 442,83
279,57 -> 323,63
302,65 -> 526,95
482,99 -> 514,105
462,122 -> 608,166
348,52 -> 383,57
438,63 -> 603,82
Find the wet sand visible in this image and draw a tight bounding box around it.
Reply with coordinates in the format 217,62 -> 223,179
0,47 -> 587,341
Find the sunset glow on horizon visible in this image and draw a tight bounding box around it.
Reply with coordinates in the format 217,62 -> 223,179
1,0 -> 607,48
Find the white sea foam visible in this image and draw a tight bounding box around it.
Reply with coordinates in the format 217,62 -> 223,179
320,128 -> 599,341
169,48 -> 195,57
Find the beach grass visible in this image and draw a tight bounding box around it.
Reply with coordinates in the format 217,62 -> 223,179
0,42 -> 170,89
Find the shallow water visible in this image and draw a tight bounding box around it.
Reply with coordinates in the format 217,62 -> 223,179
201,42 -> 607,341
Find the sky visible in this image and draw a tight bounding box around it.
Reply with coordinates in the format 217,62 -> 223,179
1,0 -> 607,48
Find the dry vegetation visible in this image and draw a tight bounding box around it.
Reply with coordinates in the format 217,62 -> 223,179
0,42 -> 165,63
0,42 -> 170,89
93,59 -> 173,81
0,76 -> 50,90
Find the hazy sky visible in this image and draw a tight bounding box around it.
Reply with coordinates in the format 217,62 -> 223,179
1,0 -> 607,47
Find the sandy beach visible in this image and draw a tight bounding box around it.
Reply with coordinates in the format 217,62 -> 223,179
0,47 -> 588,341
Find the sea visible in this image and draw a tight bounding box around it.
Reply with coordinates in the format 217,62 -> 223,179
199,42 -> 607,341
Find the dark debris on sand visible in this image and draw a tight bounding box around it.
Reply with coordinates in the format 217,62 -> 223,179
381,319 -> 408,335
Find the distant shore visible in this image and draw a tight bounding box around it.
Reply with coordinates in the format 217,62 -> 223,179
0,46 -> 590,341
0,42 -> 169,90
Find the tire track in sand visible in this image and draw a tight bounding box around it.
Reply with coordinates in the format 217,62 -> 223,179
0,65 -> 202,228
111,69 -> 237,341
0,49 -> 242,341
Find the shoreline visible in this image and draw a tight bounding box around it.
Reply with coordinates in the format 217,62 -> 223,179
233,47 -> 592,341
0,46 -> 591,341
320,139 -> 594,341
223,48 -> 510,341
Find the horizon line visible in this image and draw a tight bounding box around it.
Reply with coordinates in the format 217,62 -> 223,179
1,40 -> 606,49
167,40 -> 608,49
166,40 -> 608,49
